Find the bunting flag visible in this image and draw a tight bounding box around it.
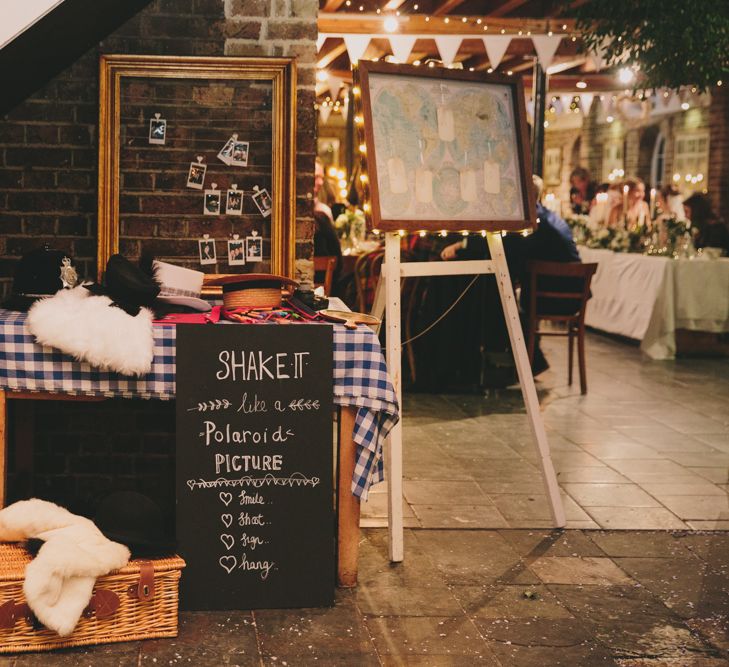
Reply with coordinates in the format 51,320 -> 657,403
559,94 -> 573,112
342,34 -> 371,63
482,35 -> 511,69
319,105 -> 332,125
531,34 -> 563,70
588,38 -> 609,71
434,35 -> 462,66
328,75 -> 343,101
316,34 -> 326,51
388,35 -> 417,64
579,92 -> 595,114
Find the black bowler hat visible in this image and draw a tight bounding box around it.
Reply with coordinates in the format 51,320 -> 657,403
94,491 -> 176,559
85,254 -> 160,316
2,247 -> 79,311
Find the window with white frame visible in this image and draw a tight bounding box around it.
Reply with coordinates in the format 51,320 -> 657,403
602,141 -> 624,182
672,131 -> 709,191
651,134 -> 666,187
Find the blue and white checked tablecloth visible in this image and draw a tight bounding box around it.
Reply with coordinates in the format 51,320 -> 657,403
0,309 -> 398,500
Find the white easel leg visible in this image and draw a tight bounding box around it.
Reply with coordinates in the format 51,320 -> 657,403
371,275 -> 385,335
384,232 -> 404,561
487,232 -> 566,528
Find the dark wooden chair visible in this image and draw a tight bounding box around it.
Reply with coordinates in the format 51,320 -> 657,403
313,256 -> 337,296
526,261 -> 598,394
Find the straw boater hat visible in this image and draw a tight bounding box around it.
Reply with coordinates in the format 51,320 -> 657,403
206,273 -> 299,309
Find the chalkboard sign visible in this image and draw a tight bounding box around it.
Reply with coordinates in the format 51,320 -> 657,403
175,324 -> 334,610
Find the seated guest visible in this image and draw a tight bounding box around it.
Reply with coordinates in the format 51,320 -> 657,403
441,175 -> 583,375
683,193 -> 729,254
313,209 -> 342,282
607,177 -> 651,228
314,157 -> 335,223
569,166 -> 597,214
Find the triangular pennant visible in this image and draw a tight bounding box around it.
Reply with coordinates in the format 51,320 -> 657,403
482,35 -> 511,69
343,34 -> 371,63
319,105 -> 332,124
559,94 -> 573,113
588,37 -> 610,71
316,34 -> 326,51
579,92 -> 594,114
328,75 -> 343,101
532,34 -> 563,70
389,35 -> 417,64
434,36 -> 462,66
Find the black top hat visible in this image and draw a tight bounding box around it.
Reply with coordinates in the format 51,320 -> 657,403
2,247 -> 79,311
94,491 -> 176,559
85,254 -> 160,316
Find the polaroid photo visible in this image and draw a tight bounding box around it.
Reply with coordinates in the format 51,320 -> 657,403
230,140 -> 249,167
186,160 -> 207,190
252,187 -> 272,218
245,235 -> 263,263
198,239 -> 217,265
148,115 -> 167,145
204,189 -> 221,215
227,239 -> 246,266
217,134 -> 236,165
226,188 -> 243,215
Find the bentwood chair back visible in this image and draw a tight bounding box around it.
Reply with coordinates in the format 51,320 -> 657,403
526,261 -> 598,394
313,256 -> 337,296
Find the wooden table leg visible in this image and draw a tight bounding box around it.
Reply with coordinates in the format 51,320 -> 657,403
0,390 -> 6,508
337,405 -> 360,587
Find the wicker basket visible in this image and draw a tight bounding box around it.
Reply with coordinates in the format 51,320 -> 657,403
0,544 -> 184,653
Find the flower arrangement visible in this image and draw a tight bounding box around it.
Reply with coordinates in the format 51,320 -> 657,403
565,215 -> 646,253
334,208 -> 366,243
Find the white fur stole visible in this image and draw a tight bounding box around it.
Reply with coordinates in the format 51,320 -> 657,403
27,287 -> 154,376
0,499 -> 130,636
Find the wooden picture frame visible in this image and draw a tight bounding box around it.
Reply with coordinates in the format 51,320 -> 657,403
355,61 -> 536,233
97,54 -> 297,281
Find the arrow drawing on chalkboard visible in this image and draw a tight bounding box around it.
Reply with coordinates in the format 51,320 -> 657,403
187,399 -> 231,412
219,492 -> 233,506
220,534 -> 235,550
287,399 -> 321,411
188,474 -> 321,491
221,514 -> 233,528
219,555 -> 237,574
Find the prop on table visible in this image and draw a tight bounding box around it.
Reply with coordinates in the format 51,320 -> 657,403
28,255 -> 158,376
227,235 -> 245,266
148,113 -> 166,145
2,248 -> 79,312
203,183 -> 221,216
0,499 -> 130,636
226,184 -> 243,215
207,273 -> 298,310
251,185 -> 272,218
319,309 -> 381,330
146,258 -> 211,312
198,234 -> 217,266
245,230 -> 263,262
186,156 -> 206,190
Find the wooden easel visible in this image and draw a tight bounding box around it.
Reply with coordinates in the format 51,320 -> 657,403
373,231 -> 566,563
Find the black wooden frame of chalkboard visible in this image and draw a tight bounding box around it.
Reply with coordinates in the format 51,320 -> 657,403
175,324 -> 335,610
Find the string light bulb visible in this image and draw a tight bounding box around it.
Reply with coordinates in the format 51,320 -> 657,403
398,229 -> 406,237
383,16 -> 398,32
419,230 -> 426,237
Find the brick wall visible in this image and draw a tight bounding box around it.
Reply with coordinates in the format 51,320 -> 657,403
0,0 -> 317,295
0,0 -> 317,514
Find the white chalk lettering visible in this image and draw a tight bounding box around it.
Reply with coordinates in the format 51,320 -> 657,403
215,350 -> 308,381
238,512 -> 266,526
215,453 -> 283,474
238,553 -> 275,580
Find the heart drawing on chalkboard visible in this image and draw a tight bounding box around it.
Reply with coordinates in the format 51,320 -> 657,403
220,534 -> 235,550
221,513 -> 233,528
219,492 -> 233,506
219,555 -> 237,574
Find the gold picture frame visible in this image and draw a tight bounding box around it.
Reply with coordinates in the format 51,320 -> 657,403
97,54 -> 297,281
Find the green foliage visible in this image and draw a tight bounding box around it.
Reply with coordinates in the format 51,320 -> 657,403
561,0 -> 729,91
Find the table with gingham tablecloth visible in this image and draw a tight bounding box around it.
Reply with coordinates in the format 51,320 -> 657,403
0,309 -> 398,500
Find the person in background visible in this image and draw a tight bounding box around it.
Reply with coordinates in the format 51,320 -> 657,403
569,166 -> 597,214
313,209 -> 342,283
683,193 -> 729,255
441,175 -> 582,375
607,177 -> 651,228
314,157 -> 335,223
658,185 -> 686,220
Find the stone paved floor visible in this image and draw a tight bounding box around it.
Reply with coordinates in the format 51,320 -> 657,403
363,331 -> 729,530
6,332 -> 729,665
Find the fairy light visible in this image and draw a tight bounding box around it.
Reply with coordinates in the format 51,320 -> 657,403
327,167 -> 338,178
444,17 -> 450,23
476,18 -> 482,24
383,16 -> 398,32
681,101 -> 690,110
461,230 -> 468,236
338,179 -> 347,188
439,230 -> 447,237
364,204 -> 371,213
339,189 -> 348,197
500,28 -> 505,34
419,230 -> 426,237
360,174 -> 367,183
487,68 -> 493,73
398,229 -> 406,237
480,230 -> 487,237
337,170 -> 345,179
461,16 -> 467,22
316,70 -> 328,83
352,86 -> 360,96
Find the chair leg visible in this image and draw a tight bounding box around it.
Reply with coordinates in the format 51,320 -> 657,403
577,326 -> 587,394
568,329 -> 575,386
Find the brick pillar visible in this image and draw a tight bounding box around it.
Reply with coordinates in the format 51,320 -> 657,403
708,85 -> 729,222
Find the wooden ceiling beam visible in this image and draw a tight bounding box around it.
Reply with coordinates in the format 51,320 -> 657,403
318,12 -> 576,35
488,0 -> 529,17
317,42 -> 347,69
433,0 -> 466,16
321,0 -> 348,10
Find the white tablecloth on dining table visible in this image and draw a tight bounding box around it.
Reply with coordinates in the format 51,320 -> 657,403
578,247 -> 729,360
